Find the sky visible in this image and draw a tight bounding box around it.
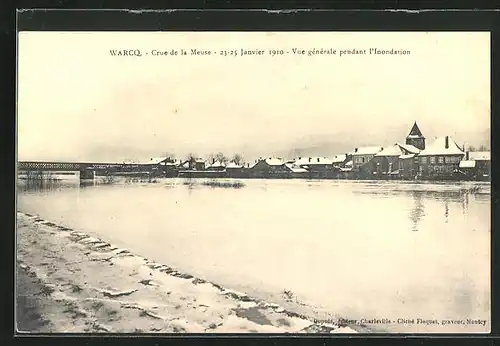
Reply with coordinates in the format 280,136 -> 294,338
17,31 -> 490,163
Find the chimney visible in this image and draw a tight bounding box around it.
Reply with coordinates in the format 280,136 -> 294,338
466,151 -> 470,160
445,136 -> 449,149
317,158 -> 320,162
309,157 -> 311,162
212,158 -> 215,164
355,148 -> 358,153
298,157 -> 301,160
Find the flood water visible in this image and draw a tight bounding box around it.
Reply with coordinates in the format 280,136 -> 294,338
17,178 -> 491,333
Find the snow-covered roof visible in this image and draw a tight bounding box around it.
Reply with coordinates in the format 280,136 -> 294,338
375,144 -> 403,157
419,136 -> 464,156
459,160 -> 476,168
344,160 -> 353,167
207,160 -> 226,168
226,161 -> 243,169
294,157 -> 333,166
407,122 -> 424,138
285,163 -> 308,173
127,157 -> 168,165
332,154 -> 347,163
397,143 -> 421,154
399,154 -> 416,159
352,146 -> 383,156
468,151 -> 490,161
340,167 -> 352,172
195,158 -> 205,163
265,158 -> 285,166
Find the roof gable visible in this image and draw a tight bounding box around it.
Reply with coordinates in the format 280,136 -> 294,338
407,122 -> 424,138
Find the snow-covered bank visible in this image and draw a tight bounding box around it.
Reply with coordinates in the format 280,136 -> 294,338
16,212 -> 357,334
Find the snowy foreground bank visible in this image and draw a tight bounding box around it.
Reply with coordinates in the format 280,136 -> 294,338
16,212 -> 357,334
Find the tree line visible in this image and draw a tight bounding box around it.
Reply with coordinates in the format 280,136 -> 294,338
163,152 -> 244,165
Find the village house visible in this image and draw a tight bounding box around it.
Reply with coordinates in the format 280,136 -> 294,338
194,158 -> 206,171
351,146 -> 383,178
206,160 -> 226,171
417,136 -> 464,179
331,154 -> 352,168
459,151 -> 491,181
284,163 -> 309,179
396,143 -> 421,179
293,157 -> 335,178
248,158 -> 290,178
226,161 -> 247,178
372,144 -> 404,178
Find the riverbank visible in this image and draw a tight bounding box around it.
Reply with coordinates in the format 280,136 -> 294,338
16,212 -> 357,334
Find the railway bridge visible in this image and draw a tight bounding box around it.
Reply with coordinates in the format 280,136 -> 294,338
17,160 -> 166,180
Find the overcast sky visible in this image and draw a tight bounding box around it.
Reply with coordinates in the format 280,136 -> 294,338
18,31 -> 490,162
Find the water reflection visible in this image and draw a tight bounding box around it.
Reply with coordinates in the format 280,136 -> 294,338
17,179 -> 74,194
409,191 -> 426,232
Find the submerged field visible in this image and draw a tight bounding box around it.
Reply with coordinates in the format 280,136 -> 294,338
17,179 -> 491,333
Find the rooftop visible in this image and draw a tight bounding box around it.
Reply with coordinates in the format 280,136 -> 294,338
285,163 -> 308,173
332,154 -> 347,163
294,157 -> 333,165
468,151 -> 490,161
264,158 -> 285,166
352,146 -> 383,156
459,160 -> 476,168
419,136 -> 464,156
226,161 -> 243,169
375,144 -> 403,157
407,122 -> 424,138
397,143 -> 421,155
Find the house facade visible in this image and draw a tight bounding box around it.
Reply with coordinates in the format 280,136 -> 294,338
372,144 -> 410,179
459,151 -> 491,181
293,157 -> 335,179
248,158 -> 289,178
351,146 -> 383,178
417,136 -> 464,179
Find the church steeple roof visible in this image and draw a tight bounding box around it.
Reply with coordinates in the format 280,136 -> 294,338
407,122 -> 424,138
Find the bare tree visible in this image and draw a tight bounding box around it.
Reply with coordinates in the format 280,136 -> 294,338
478,144 -> 489,151
207,153 -> 215,163
468,145 -> 476,152
163,152 -> 176,160
187,152 -> 197,161
214,152 -> 228,164
231,153 -> 244,165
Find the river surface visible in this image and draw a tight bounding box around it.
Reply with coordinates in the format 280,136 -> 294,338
16,178 -> 491,333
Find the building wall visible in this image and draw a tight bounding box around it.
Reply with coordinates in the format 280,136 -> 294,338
352,154 -> 376,170
418,154 -> 463,178
398,158 -> 418,179
372,156 -> 400,175
249,161 -> 290,178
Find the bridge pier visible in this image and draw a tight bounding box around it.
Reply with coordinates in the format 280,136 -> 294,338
79,169 -> 95,181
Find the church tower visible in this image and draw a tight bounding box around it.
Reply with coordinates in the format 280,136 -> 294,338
406,122 -> 426,150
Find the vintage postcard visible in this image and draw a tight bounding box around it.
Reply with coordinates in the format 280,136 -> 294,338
16,31 -> 490,334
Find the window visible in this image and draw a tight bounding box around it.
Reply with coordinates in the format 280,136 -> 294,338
420,156 -> 427,164
430,156 -> 436,164
438,156 -> 444,164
